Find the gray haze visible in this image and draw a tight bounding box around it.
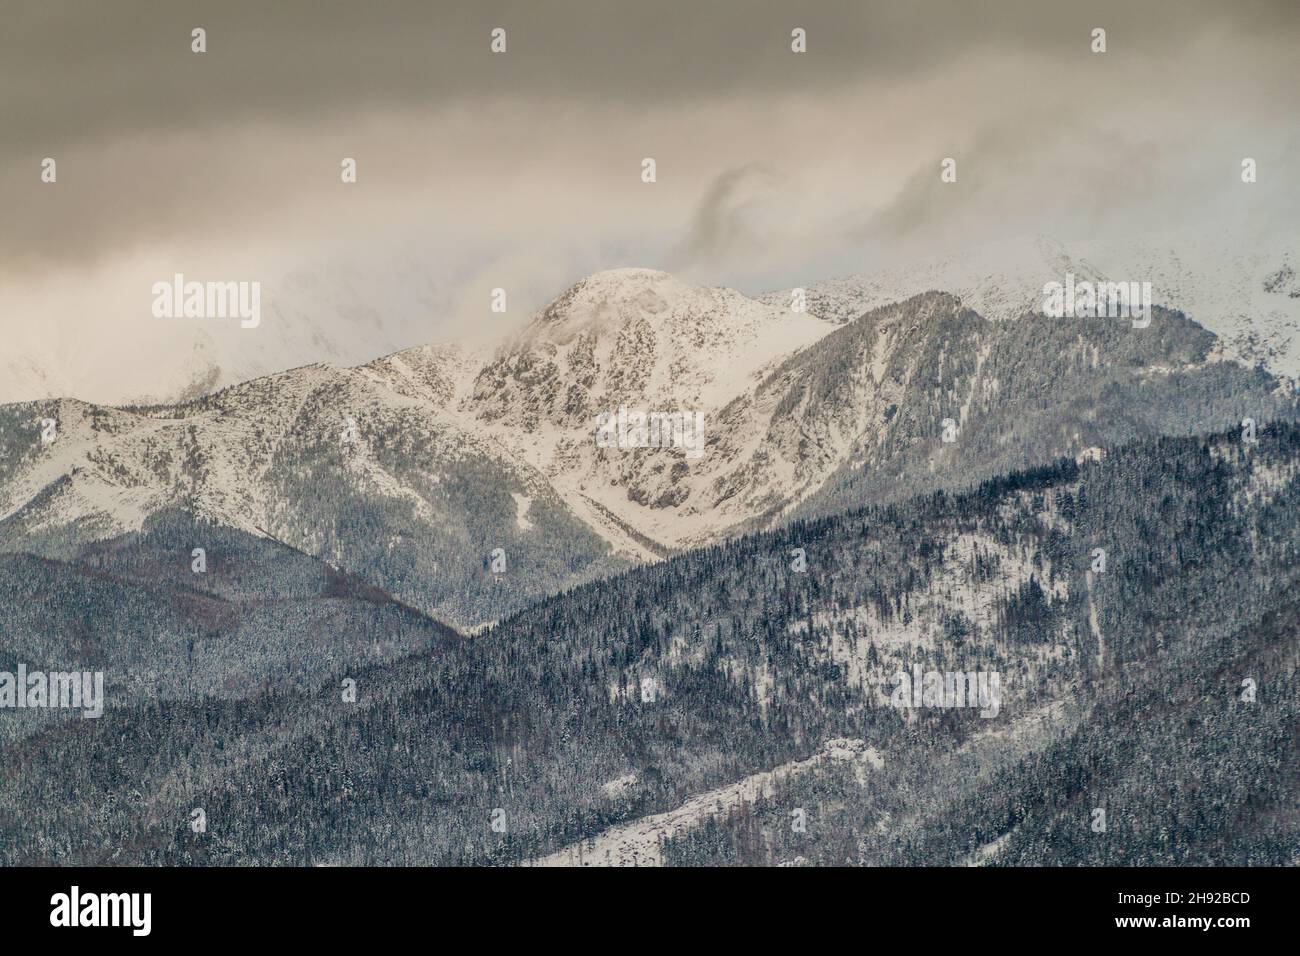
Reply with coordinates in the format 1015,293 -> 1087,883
2,0 -> 1297,402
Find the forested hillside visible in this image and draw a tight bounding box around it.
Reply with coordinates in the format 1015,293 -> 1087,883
3,423 -> 1296,865
0,510 -> 457,742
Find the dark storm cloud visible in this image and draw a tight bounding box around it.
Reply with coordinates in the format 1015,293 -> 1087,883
3,0 -> 1298,404
2,0 -> 1297,277
4,0 -> 1296,153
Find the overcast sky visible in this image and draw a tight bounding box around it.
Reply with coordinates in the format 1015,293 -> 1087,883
2,0 -> 1297,402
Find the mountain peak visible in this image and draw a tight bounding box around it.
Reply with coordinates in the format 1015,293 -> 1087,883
534,268 -> 682,329
582,266 -> 673,284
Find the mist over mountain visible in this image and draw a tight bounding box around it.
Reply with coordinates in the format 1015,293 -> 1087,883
765,230 -> 1300,374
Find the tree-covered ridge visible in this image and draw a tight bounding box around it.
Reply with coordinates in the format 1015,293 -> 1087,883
2,424 -> 1297,865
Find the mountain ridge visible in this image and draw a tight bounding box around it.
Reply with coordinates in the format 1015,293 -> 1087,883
2,266 -> 1298,628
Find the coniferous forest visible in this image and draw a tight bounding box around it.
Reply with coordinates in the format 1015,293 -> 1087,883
3,423 -> 1296,866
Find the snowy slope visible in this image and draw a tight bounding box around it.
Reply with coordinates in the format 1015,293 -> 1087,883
763,229 -> 1300,380
532,738 -> 883,867
462,267 -> 1295,551
0,346 -> 622,626
0,269 -> 846,620
2,257 -> 1297,595
462,268 -> 836,547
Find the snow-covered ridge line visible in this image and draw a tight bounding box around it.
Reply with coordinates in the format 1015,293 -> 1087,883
0,269 -> 841,569
765,230 -> 1300,380
2,257 -> 1296,584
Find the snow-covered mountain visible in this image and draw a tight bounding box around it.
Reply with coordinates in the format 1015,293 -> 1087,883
2,259 -> 1298,626
5,227 -> 1296,410
0,271 -> 840,623
465,268 -> 834,547
0,268 -> 842,555
0,346 -> 617,627
763,230 -> 1300,381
